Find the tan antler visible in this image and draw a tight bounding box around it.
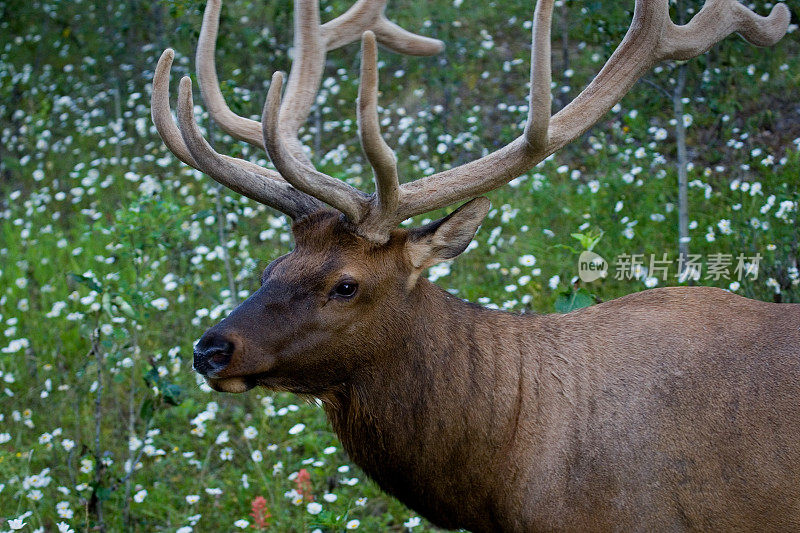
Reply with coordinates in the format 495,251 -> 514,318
152,48 -> 328,218
152,0 -> 442,222
393,0 -> 790,219
196,0 -> 442,160
261,30 -> 402,239
152,0 -> 789,237
256,0 -> 446,226
356,31 -> 401,236
262,71 -> 369,223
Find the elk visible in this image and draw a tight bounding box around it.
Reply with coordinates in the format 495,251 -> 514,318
151,0 -> 797,530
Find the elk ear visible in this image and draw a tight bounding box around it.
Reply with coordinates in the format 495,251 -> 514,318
405,197 -> 491,274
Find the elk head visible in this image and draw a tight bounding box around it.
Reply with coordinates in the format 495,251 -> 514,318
151,0 -> 789,394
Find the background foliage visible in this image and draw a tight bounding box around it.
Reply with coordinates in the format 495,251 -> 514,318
0,0 -> 798,530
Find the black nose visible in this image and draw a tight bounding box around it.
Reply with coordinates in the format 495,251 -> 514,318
193,333 -> 234,376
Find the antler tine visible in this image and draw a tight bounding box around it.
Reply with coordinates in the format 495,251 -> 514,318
661,0 -> 790,60
152,48 -> 297,180
322,0 -> 444,55
152,49 -> 200,169
276,0 -> 326,165
524,0 -> 554,152
196,0 -> 263,148
371,18 -> 445,56
196,0 -> 312,158
263,72 -> 368,223
391,0 -> 557,218
549,0 -> 789,150
358,31 -> 400,220
175,76 -> 324,219
394,0 -> 789,221
196,0 -> 443,155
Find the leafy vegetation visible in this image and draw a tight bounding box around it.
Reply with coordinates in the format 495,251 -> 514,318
0,0 -> 798,530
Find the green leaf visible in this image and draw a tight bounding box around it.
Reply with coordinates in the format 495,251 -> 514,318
101,292 -> 113,317
112,296 -> 137,319
551,242 -> 580,254
163,383 -> 183,406
570,230 -> 604,252
140,398 -> 155,422
68,272 -> 102,292
143,367 -> 160,388
555,288 -> 595,313
96,486 -> 112,502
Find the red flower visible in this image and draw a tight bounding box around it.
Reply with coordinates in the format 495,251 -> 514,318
295,468 -> 314,502
250,496 -> 271,529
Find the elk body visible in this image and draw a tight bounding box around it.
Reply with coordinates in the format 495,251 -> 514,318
151,0 -> 796,530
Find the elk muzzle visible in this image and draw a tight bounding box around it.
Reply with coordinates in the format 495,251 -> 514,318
193,332 -> 234,377
193,329 -> 254,393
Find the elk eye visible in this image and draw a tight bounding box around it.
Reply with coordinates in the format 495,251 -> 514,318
332,281 -> 358,299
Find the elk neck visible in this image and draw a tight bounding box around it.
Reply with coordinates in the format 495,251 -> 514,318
322,278 -> 567,530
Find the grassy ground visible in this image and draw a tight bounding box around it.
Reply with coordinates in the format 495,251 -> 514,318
0,0 -> 798,531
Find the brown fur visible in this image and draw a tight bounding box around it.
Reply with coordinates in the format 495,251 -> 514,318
197,211 -> 800,532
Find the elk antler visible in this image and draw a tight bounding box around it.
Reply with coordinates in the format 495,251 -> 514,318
261,30 -> 404,239
152,0 -> 442,222
152,0 -> 789,237
152,48 -> 325,217
197,0 -> 443,159
394,0 -> 790,219
357,31 -> 401,233
262,71 -> 369,224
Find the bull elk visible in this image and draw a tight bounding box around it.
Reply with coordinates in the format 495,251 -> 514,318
151,0 -> 797,530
